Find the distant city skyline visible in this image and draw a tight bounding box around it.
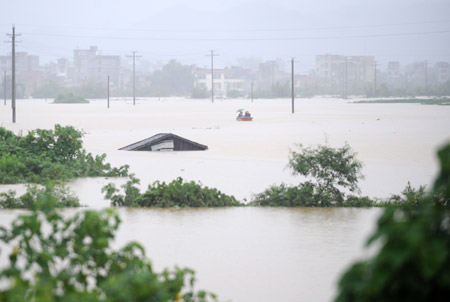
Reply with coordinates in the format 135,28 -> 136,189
1,0 -> 449,72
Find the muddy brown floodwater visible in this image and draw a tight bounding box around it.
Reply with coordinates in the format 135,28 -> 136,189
1,97 -> 449,301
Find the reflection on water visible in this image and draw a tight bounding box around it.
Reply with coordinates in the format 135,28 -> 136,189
0,207 -> 380,302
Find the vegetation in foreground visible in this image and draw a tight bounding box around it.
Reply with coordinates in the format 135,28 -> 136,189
0,192 -> 217,302
335,143 -> 450,301
353,98 -> 450,106
53,92 -> 89,104
103,175 -> 242,207
0,125 -> 129,184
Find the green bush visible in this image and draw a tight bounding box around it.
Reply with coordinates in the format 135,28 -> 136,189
53,92 -> 89,103
251,143 -> 366,207
0,184 -> 80,208
191,87 -> 209,99
103,175 -> 242,207
0,194 -> 217,301
0,125 -> 129,184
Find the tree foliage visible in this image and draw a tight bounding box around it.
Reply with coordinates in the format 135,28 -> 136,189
53,92 -> 89,104
251,143 -> 367,207
0,194 -> 217,301
288,143 -> 364,203
335,143 -> 450,301
103,175 -> 242,207
191,87 -> 209,99
0,125 -> 129,184
146,60 -> 195,96
0,184 -> 80,208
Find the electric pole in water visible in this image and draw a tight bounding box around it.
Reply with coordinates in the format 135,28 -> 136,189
3,70 -> 6,106
127,51 -> 141,105
251,82 -> 254,103
207,50 -> 218,103
291,58 -> 295,114
344,58 -> 348,99
374,61 -> 377,97
107,75 -> 110,109
424,61 -> 428,87
6,26 -> 20,122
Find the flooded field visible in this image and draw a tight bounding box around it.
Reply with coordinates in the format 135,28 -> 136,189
1,97 -> 449,301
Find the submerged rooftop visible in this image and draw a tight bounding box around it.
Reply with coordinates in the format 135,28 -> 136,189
119,133 -> 208,151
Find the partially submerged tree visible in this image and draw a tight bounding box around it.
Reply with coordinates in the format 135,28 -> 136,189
288,143 -> 364,204
251,143 -> 367,207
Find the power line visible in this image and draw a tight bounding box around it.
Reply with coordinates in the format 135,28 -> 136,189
19,29 -> 450,41
6,19 -> 450,33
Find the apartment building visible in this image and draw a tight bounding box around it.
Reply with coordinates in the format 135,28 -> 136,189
73,46 -> 121,87
316,54 -> 375,83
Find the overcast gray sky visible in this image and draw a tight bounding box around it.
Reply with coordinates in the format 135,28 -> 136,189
1,0 -> 449,72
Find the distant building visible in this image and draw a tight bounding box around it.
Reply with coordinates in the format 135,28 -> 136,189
0,52 -> 42,97
18,71 -> 44,97
256,60 -> 289,89
194,66 -> 249,97
0,52 -> 39,73
57,58 -> 70,77
73,46 -> 121,87
405,62 -> 427,85
316,54 -> 375,83
434,62 -> 450,84
387,61 -> 401,82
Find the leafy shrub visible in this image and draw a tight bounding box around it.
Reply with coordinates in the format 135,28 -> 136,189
103,175 -> 242,207
0,194 -> 217,301
251,182 -> 376,207
0,125 -> 129,184
251,143 -> 365,207
53,92 -> 89,103
0,184 -> 80,208
335,143 -> 450,301
191,87 -> 209,99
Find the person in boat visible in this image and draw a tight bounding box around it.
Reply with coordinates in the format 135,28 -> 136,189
244,110 -> 251,117
237,111 -> 243,119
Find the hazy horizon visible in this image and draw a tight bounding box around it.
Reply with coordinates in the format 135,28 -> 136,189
1,0 -> 450,72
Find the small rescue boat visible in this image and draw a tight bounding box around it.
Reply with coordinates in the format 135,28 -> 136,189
237,116 -> 253,121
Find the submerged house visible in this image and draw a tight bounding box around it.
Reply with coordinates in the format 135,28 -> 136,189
120,133 -> 208,151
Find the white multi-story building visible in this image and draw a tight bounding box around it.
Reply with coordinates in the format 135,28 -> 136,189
194,67 -> 247,97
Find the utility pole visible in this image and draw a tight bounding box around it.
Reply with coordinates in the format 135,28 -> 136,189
3,70 -> 6,106
424,61 -> 428,87
107,75 -> 110,109
207,50 -> 218,103
251,82 -> 254,102
291,58 -> 295,114
344,58 -> 348,99
374,61 -> 377,97
6,26 -> 20,123
127,51 -> 141,105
